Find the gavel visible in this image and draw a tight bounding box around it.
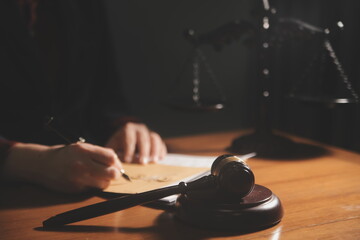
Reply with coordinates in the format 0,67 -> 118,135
43,155 -> 282,231
43,155 -> 283,232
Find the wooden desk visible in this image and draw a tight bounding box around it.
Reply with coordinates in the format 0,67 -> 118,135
1,130 -> 359,239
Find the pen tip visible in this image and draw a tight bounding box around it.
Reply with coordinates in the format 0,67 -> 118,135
122,173 -> 132,182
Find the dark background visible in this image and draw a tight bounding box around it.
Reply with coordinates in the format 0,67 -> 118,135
105,0 -> 360,152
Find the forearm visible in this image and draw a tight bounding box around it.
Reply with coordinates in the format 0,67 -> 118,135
2,142 -> 51,184
2,141 -> 122,193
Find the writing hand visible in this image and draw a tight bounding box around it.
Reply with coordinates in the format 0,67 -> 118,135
4,142 -> 123,193
105,122 -> 167,164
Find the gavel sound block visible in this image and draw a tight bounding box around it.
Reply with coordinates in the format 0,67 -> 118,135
175,184 -> 282,231
43,155 -> 283,232
175,154 -> 283,231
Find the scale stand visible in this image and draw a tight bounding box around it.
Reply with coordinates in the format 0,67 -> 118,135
228,89 -> 326,159
228,0 -> 297,158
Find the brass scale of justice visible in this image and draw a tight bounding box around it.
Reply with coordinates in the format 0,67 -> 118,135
42,0 -> 358,233
167,0 -> 359,158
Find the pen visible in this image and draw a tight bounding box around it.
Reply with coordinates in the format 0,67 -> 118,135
119,169 -> 131,182
45,116 -> 131,182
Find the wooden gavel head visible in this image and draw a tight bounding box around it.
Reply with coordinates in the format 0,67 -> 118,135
210,154 -> 255,198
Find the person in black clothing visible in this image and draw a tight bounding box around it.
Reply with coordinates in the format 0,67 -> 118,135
0,0 -> 167,193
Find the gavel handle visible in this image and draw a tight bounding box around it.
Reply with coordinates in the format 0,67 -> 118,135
43,175 -> 216,227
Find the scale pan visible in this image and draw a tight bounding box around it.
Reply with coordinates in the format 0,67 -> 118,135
167,98 -> 226,112
288,94 -> 358,105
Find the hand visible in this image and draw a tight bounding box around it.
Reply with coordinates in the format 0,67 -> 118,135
105,122 -> 167,164
3,142 -> 123,193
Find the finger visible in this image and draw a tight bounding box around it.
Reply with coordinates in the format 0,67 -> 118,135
122,125 -> 137,163
149,132 -> 162,163
160,142 -> 167,160
136,126 -> 151,164
76,143 -> 118,167
60,165 -> 113,193
87,160 -> 121,180
113,154 -> 124,172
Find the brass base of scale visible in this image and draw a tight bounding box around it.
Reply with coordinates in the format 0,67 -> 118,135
175,184 -> 283,231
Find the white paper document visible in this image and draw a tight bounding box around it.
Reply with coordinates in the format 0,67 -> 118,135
158,153 -> 216,168
158,152 -> 256,168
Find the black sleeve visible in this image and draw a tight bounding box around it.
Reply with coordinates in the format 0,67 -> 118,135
81,0 -> 137,144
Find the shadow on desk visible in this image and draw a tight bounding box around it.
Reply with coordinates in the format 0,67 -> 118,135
0,183 -> 93,209
34,212 -> 278,239
169,142 -> 330,160
228,132 -> 331,160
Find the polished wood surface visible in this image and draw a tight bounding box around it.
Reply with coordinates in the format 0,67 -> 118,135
1,130 -> 360,239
